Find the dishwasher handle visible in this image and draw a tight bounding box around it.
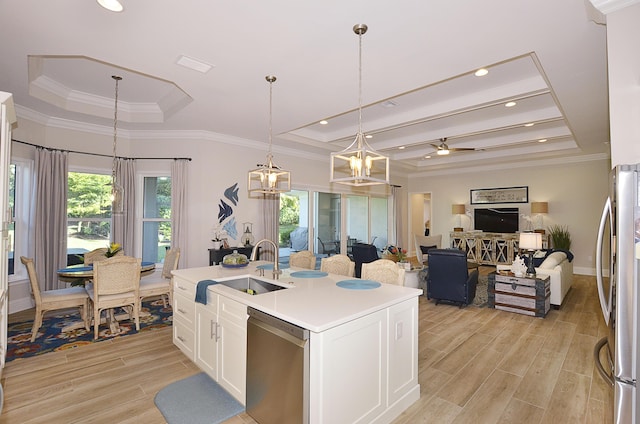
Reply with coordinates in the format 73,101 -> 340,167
248,317 -> 308,348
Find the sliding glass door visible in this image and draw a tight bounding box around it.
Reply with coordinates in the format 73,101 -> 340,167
314,192 -> 341,256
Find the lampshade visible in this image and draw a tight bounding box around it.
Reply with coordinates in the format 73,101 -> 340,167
248,75 -> 291,195
531,202 -> 548,214
519,232 -> 542,250
330,24 -> 390,186
452,204 -> 466,215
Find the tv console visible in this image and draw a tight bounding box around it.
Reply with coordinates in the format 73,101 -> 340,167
450,231 -> 548,266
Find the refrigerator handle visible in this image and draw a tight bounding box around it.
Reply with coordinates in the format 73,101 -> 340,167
596,197 -> 612,326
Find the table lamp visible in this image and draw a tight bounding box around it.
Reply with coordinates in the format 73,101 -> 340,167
531,202 -> 548,234
519,232 -> 542,277
452,204 -> 466,232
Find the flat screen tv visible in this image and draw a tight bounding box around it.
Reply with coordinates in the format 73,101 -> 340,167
474,207 -> 519,233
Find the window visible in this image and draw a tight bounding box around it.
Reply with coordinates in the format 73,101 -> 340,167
142,176 -> 171,263
67,172 -> 112,262
7,164 -> 15,274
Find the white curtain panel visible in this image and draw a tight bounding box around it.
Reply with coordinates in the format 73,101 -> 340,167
260,194 -> 279,261
171,159 -> 189,268
112,158 -> 136,254
34,148 -> 68,290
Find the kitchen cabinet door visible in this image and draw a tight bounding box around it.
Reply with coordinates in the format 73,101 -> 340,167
196,301 -> 219,380
218,296 -> 247,404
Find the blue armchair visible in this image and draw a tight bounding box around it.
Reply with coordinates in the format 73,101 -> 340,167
426,248 -> 478,307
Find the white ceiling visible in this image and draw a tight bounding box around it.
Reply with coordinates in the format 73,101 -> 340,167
0,0 -> 612,175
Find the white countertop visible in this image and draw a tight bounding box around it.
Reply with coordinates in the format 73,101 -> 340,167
172,261 -> 423,333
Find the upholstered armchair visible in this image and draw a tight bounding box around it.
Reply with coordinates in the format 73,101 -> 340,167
351,243 -> 379,278
426,248 -> 478,307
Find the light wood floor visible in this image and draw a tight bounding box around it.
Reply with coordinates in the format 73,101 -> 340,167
0,272 -> 612,424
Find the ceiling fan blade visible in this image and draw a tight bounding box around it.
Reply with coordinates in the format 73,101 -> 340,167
449,147 -> 476,152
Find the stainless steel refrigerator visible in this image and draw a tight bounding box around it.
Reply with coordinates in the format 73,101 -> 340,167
595,164 -> 640,423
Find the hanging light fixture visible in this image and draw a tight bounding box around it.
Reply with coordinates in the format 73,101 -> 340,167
330,24 -> 390,186
248,75 -> 291,195
110,75 -> 124,214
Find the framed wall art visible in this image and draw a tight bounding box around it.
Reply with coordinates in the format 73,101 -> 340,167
470,186 -> 528,204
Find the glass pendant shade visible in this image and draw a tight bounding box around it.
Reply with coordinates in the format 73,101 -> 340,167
248,75 -> 291,195
111,180 -> 124,214
330,24 -> 390,186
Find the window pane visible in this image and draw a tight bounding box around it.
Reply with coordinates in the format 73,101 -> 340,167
370,197 -> 388,250
315,192 -> 341,255
143,177 -> 171,219
142,221 -> 170,263
346,195 -> 369,245
279,190 -> 308,249
142,176 -> 171,263
67,172 -> 112,263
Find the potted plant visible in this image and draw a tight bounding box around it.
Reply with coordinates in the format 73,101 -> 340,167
548,224 -> 572,250
212,224 -> 226,250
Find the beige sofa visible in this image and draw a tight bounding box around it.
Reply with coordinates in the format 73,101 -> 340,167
497,251 -> 573,308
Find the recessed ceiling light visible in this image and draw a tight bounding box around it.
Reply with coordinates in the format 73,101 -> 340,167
538,138 -> 547,143
176,55 -> 214,73
524,123 -> 534,127
475,68 -> 489,77
319,120 -> 328,125
505,101 -> 517,107
365,134 -> 373,139
398,146 -> 405,150
97,0 -> 123,12
424,155 -> 431,159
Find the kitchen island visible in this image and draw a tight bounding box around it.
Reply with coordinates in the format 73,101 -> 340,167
172,261 -> 422,424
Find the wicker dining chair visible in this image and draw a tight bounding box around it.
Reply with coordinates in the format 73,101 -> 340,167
320,254 -> 355,277
139,248 -> 180,308
289,250 -> 316,269
86,256 -> 141,339
20,256 -> 90,342
361,259 -> 406,286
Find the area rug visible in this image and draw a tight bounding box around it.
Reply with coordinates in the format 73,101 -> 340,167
473,275 -> 489,307
6,299 -> 172,362
154,372 -> 245,424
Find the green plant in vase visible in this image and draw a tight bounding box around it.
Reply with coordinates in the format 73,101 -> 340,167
548,225 -> 571,250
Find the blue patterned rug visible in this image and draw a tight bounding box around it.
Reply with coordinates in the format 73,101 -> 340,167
6,299 -> 173,362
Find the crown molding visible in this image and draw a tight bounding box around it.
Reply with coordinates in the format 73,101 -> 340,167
588,0 -> 640,14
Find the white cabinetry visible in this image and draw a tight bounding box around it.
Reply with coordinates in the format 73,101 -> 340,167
172,275 -> 196,361
192,290 -> 247,404
309,297 -> 419,423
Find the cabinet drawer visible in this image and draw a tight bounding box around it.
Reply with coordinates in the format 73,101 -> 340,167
173,277 -> 196,299
219,296 -> 247,327
174,293 -> 196,324
173,320 -> 195,360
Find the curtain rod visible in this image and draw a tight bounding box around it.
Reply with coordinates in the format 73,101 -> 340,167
12,138 -> 192,161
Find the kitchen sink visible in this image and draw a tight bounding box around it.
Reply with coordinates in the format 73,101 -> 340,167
218,276 -> 289,295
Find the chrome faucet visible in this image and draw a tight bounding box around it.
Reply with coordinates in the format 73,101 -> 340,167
251,239 -> 281,279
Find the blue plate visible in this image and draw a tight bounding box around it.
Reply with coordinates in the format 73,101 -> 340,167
290,271 -> 328,278
336,279 -> 382,290
256,263 -> 289,270
221,262 -> 249,268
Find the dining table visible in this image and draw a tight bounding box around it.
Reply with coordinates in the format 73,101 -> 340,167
56,260 -> 157,334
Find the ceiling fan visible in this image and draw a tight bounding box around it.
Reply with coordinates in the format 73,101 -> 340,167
430,138 -> 477,156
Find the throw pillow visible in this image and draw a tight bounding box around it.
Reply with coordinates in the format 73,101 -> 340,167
420,245 -> 437,255
538,251 -> 567,269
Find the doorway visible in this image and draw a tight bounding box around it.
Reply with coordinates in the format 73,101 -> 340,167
409,192 -> 432,254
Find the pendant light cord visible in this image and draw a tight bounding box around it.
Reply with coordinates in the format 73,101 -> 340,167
112,75 -> 122,184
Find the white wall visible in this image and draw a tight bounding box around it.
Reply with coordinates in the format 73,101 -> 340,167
407,158 -> 610,275
607,3 -> 640,166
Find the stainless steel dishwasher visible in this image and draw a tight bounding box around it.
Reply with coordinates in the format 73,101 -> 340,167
246,307 -> 310,424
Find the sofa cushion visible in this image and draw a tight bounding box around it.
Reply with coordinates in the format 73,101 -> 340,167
539,251 -> 567,269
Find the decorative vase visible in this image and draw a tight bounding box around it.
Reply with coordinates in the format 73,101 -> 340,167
212,241 -> 222,250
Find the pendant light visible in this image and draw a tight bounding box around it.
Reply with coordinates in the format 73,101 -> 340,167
110,75 -> 124,214
248,75 -> 291,195
330,24 -> 390,186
